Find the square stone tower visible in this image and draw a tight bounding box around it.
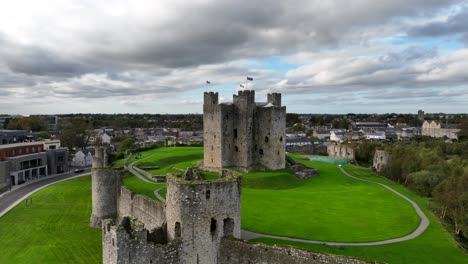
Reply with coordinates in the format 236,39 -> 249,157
203,90 -> 286,171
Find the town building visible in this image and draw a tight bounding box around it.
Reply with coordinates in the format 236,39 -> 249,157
421,120 -> 460,140
0,140 -> 69,193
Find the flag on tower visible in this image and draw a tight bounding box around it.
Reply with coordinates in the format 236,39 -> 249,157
246,76 -> 253,81
206,81 -> 211,84
240,84 -> 244,88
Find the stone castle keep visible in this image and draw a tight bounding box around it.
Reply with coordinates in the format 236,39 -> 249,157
203,90 -> 286,171
90,91 -> 369,263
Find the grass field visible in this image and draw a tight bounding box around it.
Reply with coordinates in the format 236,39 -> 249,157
133,146 -> 203,176
121,172 -> 165,201
242,153 -> 420,242
252,165 -> 468,264
1,147 -> 464,263
0,176 -> 101,264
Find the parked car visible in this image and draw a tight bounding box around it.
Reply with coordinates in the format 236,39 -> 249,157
74,168 -> 85,173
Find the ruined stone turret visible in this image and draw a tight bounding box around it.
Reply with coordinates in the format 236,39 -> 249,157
165,173 -> 241,263
90,147 -> 120,228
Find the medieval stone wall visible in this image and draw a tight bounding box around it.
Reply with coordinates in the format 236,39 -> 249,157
327,144 -> 355,160
118,187 -> 166,231
90,168 -> 120,228
90,147 -> 120,228
373,150 -> 391,172
165,175 -> 241,264
219,238 -> 371,264
102,219 -> 181,264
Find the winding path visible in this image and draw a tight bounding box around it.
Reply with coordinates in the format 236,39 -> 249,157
126,153 -> 159,183
240,166 -> 430,246
153,189 -> 166,203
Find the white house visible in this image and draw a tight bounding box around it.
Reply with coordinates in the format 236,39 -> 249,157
72,148 -> 94,167
100,133 -> 113,144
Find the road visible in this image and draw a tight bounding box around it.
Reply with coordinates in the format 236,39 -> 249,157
0,168 -> 91,218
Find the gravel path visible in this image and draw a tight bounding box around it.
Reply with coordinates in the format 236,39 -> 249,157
240,166 -> 430,246
153,189 -> 166,202
126,154 -> 159,183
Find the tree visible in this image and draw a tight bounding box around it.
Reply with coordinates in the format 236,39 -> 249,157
60,119 -> 93,150
286,113 -> 301,127
457,120 -> 468,140
118,137 -> 137,153
406,170 -> 442,197
433,174 -> 468,237
292,123 -> 306,132
6,117 -> 46,132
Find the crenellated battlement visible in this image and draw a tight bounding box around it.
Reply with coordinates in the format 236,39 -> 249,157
204,90 -> 286,171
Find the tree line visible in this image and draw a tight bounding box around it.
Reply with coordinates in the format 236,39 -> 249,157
380,140 -> 468,242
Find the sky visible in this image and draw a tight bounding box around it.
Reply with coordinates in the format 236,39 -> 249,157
0,0 -> 468,115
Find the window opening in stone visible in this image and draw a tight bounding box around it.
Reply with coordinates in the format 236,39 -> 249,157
280,136 -> 283,142
223,218 -> 234,237
234,129 -> 238,138
211,146 -> 214,151
259,149 -> 264,155
265,136 -> 269,143
175,222 -> 181,238
206,190 -> 211,199
235,146 -> 239,152
210,218 -> 217,234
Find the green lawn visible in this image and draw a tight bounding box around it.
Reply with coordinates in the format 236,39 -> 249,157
1,148 -> 465,264
242,153 -> 420,242
133,146 -> 203,176
121,172 -> 165,201
0,176 -> 101,264
252,164 -> 468,264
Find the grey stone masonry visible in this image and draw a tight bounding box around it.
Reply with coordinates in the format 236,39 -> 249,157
327,144 -> 355,160
219,238 -> 375,264
90,147 -> 120,228
373,150 -> 391,172
203,90 -> 286,172
165,173 -> 241,264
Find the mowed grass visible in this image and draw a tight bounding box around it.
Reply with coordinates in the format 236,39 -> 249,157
252,165 -> 468,264
121,172 -> 165,201
0,176 -> 101,264
242,153 -> 420,242
134,146 -> 203,175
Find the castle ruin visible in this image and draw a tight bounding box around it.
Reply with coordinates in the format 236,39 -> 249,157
327,144 -> 355,160
203,90 -> 286,171
373,150 -> 391,172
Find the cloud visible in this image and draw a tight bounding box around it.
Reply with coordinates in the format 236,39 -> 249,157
0,0 -> 467,114
408,7 -> 468,43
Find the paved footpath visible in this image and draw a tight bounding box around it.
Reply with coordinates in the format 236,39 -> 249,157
126,154 -> 159,183
0,169 -> 91,218
240,166 -> 430,246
